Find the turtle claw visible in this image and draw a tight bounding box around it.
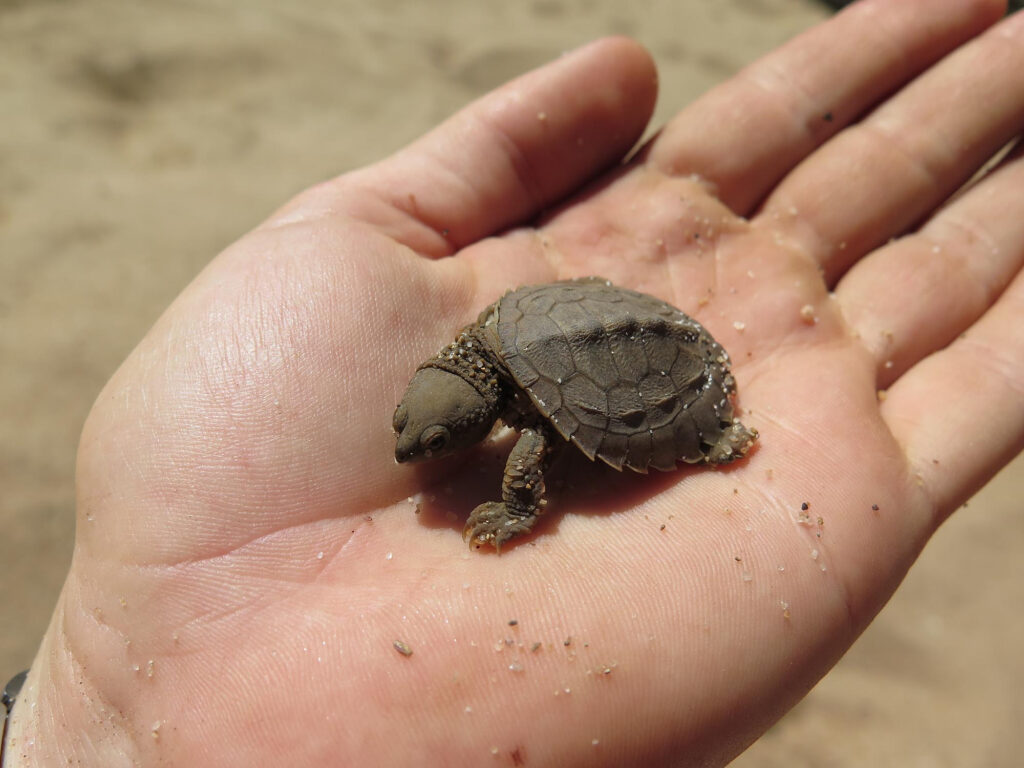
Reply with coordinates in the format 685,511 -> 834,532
464,501 -> 536,553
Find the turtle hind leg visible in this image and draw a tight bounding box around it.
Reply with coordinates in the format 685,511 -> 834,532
707,420 -> 758,464
464,426 -> 552,552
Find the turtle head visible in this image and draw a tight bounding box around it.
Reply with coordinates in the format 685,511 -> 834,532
393,367 -> 498,463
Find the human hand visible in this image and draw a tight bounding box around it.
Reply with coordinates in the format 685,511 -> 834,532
8,1 -> 1023,765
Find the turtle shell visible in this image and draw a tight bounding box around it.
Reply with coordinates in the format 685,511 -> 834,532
480,278 -> 740,472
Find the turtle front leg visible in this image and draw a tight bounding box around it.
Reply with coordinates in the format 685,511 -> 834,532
465,426 -> 552,552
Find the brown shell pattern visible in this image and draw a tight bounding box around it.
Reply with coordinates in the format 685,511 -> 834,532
482,278 -> 738,472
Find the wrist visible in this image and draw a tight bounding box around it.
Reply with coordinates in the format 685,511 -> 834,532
4,596 -> 136,767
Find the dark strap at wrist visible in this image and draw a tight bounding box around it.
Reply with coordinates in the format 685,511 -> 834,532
1,670 -> 29,768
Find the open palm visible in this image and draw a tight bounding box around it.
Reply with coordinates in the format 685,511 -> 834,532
11,2 -> 1023,767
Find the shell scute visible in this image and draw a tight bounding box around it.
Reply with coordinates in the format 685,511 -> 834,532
624,430 -> 653,473
670,350 -> 706,392
573,421 -> 607,460
561,375 -> 608,429
607,383 -> 646,429
649,424 -> 680,471
530,334 -> 575,384
550,404 -> 579,438
528,376 -> 562,415
609,329 -> 649,381
672,415 -> 704,463
643,331 -> 681,375
520,291 -> 556,316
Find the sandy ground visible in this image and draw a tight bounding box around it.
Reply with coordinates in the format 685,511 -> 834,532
1,1 -> 1021,765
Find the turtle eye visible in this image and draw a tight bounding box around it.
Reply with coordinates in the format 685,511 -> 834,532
421,426 -> 450,454
392,405 -> 408,433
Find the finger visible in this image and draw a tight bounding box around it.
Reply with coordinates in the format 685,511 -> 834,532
881,265 -> 1024,524
640,0 -> 1004,214
837,138 -> 1024,387
761,8 -> 1024,282
273,37 -> 657,257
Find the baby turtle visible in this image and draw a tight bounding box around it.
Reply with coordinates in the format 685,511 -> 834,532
393,277 -> 757,551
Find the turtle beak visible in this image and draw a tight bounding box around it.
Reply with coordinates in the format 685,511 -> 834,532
395,431 -> 417,463
393,403 -> 414,463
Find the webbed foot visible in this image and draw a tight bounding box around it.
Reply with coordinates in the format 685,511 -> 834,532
464,501 -> 537,553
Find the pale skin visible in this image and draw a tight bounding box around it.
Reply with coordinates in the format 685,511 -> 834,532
8,0 -> 1024,765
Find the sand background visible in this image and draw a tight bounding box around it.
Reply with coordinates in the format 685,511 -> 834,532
1,0 -> 1021,764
